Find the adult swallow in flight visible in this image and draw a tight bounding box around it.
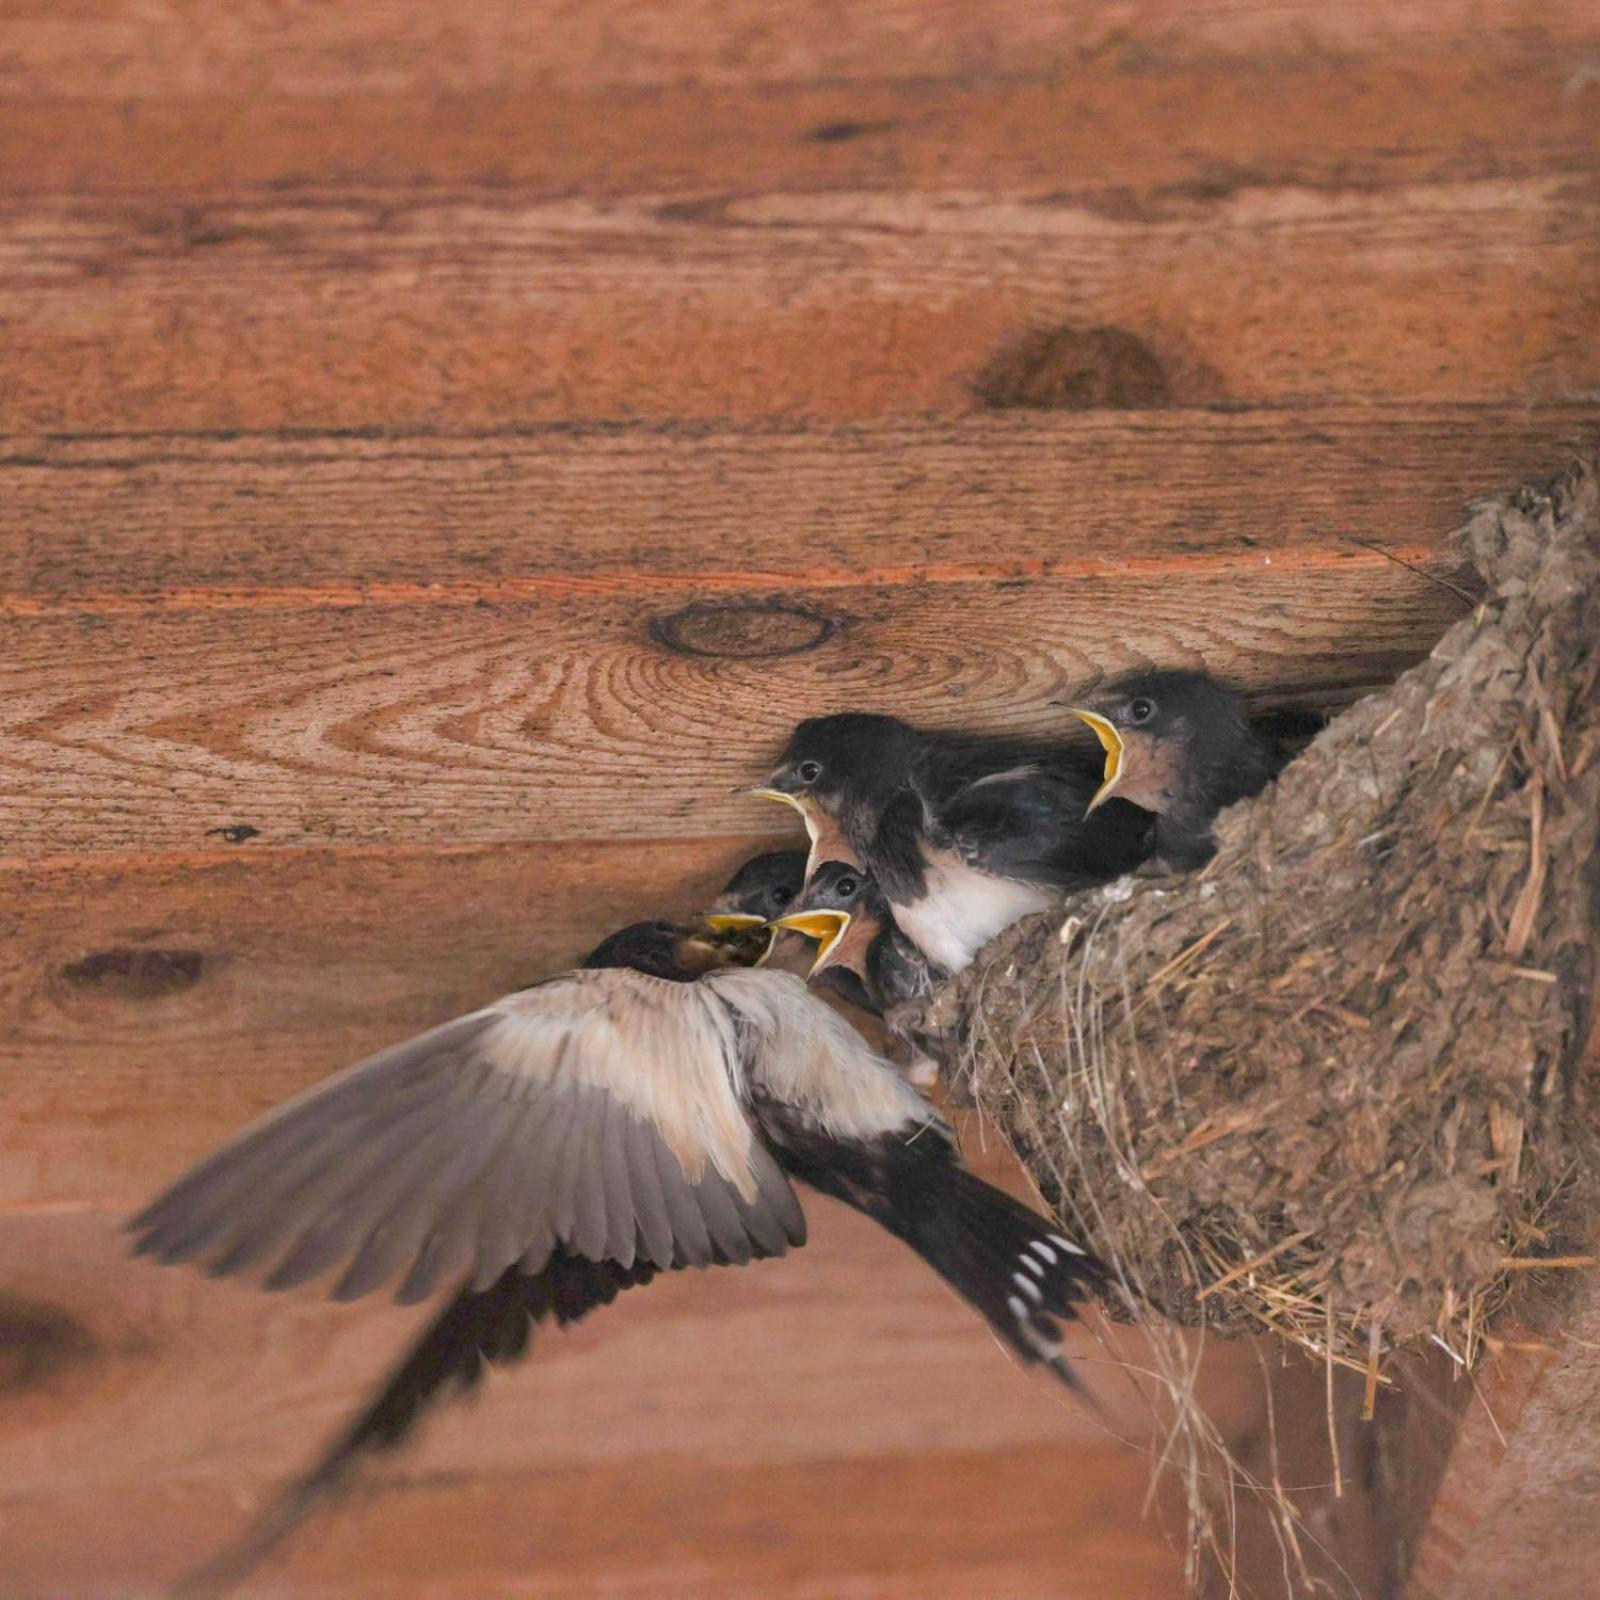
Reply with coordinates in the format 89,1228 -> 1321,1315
1061,669 -> 1280,872
750,713 -> 1152,974
131,915 -> 1102,1594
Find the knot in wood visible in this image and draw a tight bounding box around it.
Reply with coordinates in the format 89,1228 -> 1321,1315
651,599 -> 835,659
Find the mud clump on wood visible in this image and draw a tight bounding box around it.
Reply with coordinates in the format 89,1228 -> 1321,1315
923,464 -> 1600,1374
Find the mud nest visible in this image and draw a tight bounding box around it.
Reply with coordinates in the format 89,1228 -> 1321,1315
925,463 -> 1600,1377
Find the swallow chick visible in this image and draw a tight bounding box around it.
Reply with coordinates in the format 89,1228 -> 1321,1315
131,916 -> 1102,1595
704,847 -> 818,977
1062,669 -> 1281,872
751,713 -> 1153,974
771,859 -> 938,1018
772,859 -> 945,1086
705,847 -> 809,927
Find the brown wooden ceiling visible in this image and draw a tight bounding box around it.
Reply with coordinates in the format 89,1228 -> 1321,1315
2,2 -> 1597,1594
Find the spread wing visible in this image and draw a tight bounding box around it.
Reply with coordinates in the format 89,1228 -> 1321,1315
129,969 -> 807,1305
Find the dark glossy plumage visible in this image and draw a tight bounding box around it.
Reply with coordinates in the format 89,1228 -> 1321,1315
756,1099 -> 1103,1381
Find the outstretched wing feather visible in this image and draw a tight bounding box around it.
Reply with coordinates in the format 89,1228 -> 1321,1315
129,970 -> 808,1302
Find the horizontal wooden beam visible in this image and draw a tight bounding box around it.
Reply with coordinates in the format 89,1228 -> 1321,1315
3,0 -> 1593,101
6,413 -> 1548,863
0,554 -> 1463,860
1,410 -> 1586,601
5,7 -> 1592,435
4,180 -> 1596,432
4,59 -> 1595,203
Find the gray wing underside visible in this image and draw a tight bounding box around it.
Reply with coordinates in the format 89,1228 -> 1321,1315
129,977 -> 807,1305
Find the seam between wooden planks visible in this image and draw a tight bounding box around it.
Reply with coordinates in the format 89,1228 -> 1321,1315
0,831 -> 805,877
1,400 -> 1589,448
0,543 -> 1457,617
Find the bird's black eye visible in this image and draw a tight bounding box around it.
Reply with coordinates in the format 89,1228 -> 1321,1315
835,875 -> 858,897
769,886 -> 793,908
1128,698 -> 1155,725
796,760 -> 823,784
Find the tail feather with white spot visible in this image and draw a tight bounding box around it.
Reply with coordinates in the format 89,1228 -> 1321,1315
755,1103 -> 1105,1388
906,1166 -> 1104,1385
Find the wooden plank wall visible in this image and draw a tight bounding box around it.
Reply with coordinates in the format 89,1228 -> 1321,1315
1,2 -> 1597,1596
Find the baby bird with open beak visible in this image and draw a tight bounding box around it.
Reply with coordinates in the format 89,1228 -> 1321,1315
131,891 -> 1103,1595
705,847 -> 808,927
702,847 -> 814,975
772,859 -> 939,1019
772,859 -> 945,1085
1062,669 -> 1281,872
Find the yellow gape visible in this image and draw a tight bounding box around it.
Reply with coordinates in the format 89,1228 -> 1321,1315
1065,708 -> 1125,813
769,909 -> 852,974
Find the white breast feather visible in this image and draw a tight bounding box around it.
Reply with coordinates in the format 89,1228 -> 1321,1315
894,849 -> 1055,974
706,968 -> 940,1143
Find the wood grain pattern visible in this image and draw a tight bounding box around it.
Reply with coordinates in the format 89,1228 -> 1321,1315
1408,1284 -> 1600,1600
2,411 -> 1588,602
3,0 -> 1596,99
4,59 -> 1595,202
1406,954 -> 1600,1600
0,554 -> 1465,860
0,1207 -> 1259,1600
4,0 -> 1595,433
5,176 -> 1597,432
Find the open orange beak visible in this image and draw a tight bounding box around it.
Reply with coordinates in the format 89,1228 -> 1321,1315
1065,708 -> 1125,814
768,909 -> 852,975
